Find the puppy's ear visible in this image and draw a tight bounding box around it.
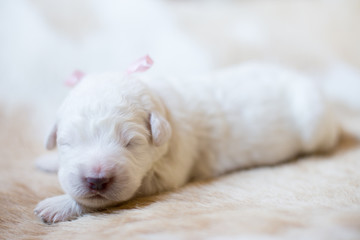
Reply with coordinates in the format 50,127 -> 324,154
45,124 -> 57,150
149,112 -> 172,146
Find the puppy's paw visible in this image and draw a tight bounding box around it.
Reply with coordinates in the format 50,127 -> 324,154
34,195 -> 83,223
35,152 -> 59,173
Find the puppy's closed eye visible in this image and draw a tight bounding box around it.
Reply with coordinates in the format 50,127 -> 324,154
57,139 -> 72,148
125,137 -> 147,149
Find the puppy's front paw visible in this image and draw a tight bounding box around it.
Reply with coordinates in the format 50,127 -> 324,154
34,195 -> 83,223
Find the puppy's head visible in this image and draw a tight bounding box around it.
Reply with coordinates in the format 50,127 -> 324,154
46,73 -> 171,208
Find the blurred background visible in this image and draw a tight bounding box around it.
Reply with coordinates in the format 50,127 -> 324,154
1,0 -> 360,134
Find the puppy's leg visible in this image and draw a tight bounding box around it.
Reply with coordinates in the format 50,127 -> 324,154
34,194 -> 84,223
35,152 -> 59,173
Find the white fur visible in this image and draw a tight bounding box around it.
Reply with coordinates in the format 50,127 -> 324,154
34,63 -> 340,223
34,195 -> 83,223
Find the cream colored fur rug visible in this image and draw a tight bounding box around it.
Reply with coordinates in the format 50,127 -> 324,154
1,0 -> 360,239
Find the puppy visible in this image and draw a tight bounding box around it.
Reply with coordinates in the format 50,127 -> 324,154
34,63 -> 340,223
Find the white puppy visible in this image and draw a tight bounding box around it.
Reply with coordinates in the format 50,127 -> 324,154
34,63 -> 340,223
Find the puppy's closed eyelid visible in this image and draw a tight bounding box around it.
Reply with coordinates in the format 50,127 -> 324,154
125,139 -> 138,148
125,141 -> 133,148
59,143 -> 71,148
125,137 -> 147,148
57,139 -> 71,147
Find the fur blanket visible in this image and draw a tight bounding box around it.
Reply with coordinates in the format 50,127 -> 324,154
1,0 -> 360,239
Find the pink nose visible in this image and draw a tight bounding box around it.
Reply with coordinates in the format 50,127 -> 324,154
86,177 -> 110,191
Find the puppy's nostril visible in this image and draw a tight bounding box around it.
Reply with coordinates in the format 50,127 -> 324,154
86,177 -> 110,191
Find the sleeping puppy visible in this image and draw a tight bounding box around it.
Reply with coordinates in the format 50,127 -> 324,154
34,63 -> 340,223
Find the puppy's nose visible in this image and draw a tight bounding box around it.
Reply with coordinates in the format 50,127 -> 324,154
86,177 -> 110,191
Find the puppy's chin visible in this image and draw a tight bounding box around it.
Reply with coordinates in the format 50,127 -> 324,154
69,185 -> 139,209
74,195 -> 119,209
73,184 -> 138,209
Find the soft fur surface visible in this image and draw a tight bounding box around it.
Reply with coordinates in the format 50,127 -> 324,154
1,0 -> 360,239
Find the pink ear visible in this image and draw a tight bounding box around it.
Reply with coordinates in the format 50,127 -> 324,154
126,55 -> 154,75
65,70 -> 85,87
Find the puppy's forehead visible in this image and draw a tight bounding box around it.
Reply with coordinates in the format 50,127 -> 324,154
59,73 -> 150,115
74,74 -> 146,102
56,73 -> 153,142
56,102 -> 150,144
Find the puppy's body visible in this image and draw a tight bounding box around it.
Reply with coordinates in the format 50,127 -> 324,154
35,63 -> 339,223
